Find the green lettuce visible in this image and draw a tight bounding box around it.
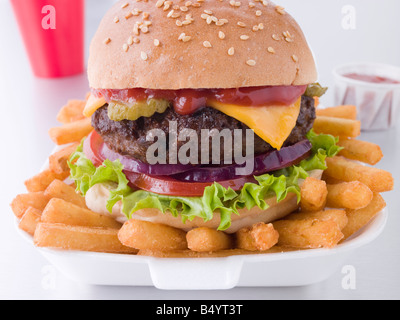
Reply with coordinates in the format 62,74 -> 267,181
68,130 -> 341,231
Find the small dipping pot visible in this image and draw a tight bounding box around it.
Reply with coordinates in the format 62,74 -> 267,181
333,63 -> 400,131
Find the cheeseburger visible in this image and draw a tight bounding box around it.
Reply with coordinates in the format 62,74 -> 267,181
70,0 -> 337,234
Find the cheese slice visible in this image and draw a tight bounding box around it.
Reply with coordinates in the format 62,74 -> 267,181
208,98 -> 301,150
83,94 -> 107,117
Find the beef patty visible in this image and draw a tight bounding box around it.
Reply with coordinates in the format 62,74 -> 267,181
92,95 -> 315,164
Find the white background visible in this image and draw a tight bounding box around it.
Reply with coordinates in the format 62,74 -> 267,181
0,0 -> 399,299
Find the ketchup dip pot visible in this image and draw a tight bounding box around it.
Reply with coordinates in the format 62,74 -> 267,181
333,63 -> 400,131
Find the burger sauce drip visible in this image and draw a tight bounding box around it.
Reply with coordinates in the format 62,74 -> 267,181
93,85 -> 307,116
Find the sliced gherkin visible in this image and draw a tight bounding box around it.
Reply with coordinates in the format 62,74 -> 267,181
108,99 -> 170,121
304,83 -> 328,98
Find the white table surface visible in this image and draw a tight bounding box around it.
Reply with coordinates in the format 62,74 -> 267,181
0,0 -> 399,300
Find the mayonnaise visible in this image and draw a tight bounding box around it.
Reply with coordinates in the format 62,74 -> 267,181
85,183 -> 128,224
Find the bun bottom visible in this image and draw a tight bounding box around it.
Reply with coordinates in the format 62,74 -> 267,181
129,170 -> 323,234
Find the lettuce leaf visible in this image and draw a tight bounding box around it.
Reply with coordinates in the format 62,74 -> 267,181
68,131 -> 341,231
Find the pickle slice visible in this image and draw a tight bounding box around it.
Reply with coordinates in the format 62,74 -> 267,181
108,99 -> 170,121
304,83 -> 328,98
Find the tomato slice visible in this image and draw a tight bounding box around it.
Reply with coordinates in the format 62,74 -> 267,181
83,129 -> 103,167
124,171 -> 255,197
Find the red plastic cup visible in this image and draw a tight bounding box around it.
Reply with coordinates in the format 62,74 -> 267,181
11,0 -> 84,78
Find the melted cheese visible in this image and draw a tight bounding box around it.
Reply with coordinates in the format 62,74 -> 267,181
83,94 -> 107,117
209,98 -> 301,150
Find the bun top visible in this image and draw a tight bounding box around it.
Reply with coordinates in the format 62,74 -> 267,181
88,0 -> 317,90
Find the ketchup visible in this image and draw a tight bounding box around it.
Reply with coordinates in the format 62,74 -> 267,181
344,73 -> 400,85
92,85 -> 307,116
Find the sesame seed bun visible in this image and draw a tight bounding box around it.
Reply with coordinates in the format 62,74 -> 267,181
88,0 -> 317,90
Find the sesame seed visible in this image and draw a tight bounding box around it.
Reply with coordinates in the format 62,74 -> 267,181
127,36 -> 134,46
178,33 -> 186,41
133,24 -> 140,36
240,35 -> 250,40
156,0 -> 165,8
123,44 -> 129,52
121,2 -> 129,9
246,60 -> 256,66
237,21 -> 246,28
276,5 -> 286,15
228,47 -> 235,56
167,10 -> 174,18
272,34 -> 280,41
292,55 -> 299,62
176,20 -> 183,26
114,16 -> 120,23
154,39 -> 160,46
267,47 -> 275,54
256,10 -> 262,16
203,41 -> 212,48
141,51 -> 148,61
249,2 -> 255,8
219,31 -> 225,39
182,35 -> 192,42
103,38 -> 111,45
141,26 -> 149,34
204,9 -> 213,15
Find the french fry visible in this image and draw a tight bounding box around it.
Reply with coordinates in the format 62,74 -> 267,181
10,192 -> 50,219
34,223 -> 137,254
342,193 -> 386,240
325,156 -> 394,193
286,209 -> 348,230
273,219 -> 344,249
56,100 -> 86,124
44,180 -> 87,209
326,181 -> 373,210
187,228 -> 233,252
119,219 -> 188,251
338,139 -> 383,165
137,246 -> 297,258
41,198 -> 121,229
321,173 -> 343,185
236,223 -> 279,251
25,169 -> 70,193
48,118 -> 93,145
316,105 -> 357,120
19,207 -> 42,236
48,143 -> 79,174
300,177 -> 328,212
314,97 -> 320,108
313,116 -> 361,138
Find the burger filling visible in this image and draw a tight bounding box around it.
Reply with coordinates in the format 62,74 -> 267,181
92,95 -> 316,165
69,83 -> 340,231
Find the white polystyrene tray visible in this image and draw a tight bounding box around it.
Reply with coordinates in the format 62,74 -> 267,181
17,208 -> 387,290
